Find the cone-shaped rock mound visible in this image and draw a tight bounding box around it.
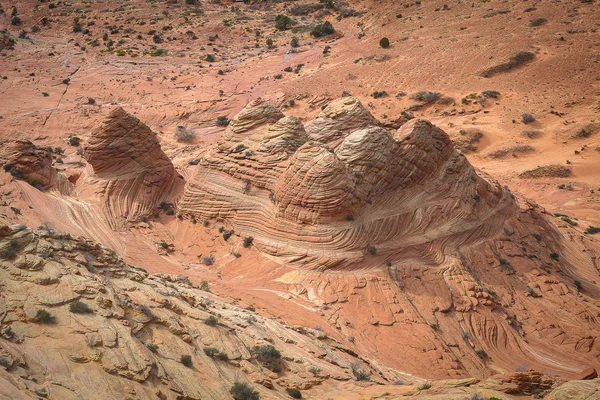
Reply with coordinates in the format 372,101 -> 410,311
82,107 -> 183,228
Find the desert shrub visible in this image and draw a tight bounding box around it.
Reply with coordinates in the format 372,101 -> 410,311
204,315 -> 218,326
521,113 -> 536,124
549,252 -> 559,261
487,144 -> 534,158
416,381 -> 432,390
216,116 -> 230,126
351,362 -> 370,381
254,345 -> 282,372
266,38 -> 273,48
203,347 -> 219,357
310,21 -> 334,37
575,280 -> 583,290
372,90 -> 388,98
290,36 -> 299,47
69,301 -> 93,314
274,74 -> 283,79
410,90 -> 440,103
0,357 -> 10,368
481,90 -> 500,98
367,245 -> 377,255
585,226 -> 600,234
379,37 -> 390,48
0,239 -> 18,260
519,164 -> 571,178
243,236 -> 253,248
275,15 -> 292,31
203,255 -> 214,265
11,16 -> 21,25
479,51 -> 535,77
521,129 -> 541,139
469,395 -> 488,400
205,54 -> 215,62
35,309 -> 54,324
529,18 -> 547,27
69,136 -> 80,146
223,230 -> 234,241
147,344 -> 159,353
308,365 -> 321,376
199,280 -> 210,291
475,349 -> 488,359
230,382 -> 260,400
175,125 -> 194,142
180,354 -> 193,367
285,388 -> 302,399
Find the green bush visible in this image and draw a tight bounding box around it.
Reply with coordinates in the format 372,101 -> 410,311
585,226 -> 600,234
0,239 -> 18,260
310,21 -> 334,37
243,237 -> 253,248
275,15 -> 292,31
285,388 -> 302,399
379,37 -> 390,48
549,252 -> 559,261
69,301 -> 93,314
147,344 -> 159,353
230,382 -> 260,400
203,347 -> 219,357
180,354 -> 193,367
254,345 -> 282,372
216,116 -> 230,126
35,309 -> 54,324
204,315 -> 218,326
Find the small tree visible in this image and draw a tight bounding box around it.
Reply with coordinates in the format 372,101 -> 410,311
379,37 -> 390,48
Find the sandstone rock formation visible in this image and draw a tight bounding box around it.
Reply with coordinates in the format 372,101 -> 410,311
0,140 -> 70,192
178,97 -> 600,380
180,96 -> 515,269
81,107 -> 184,228
0,224 -> 397,399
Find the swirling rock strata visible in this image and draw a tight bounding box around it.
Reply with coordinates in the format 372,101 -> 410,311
179,97 -> 516,270
82,107 -> 184,228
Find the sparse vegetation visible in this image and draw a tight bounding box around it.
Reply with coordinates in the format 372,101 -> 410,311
521,113 -> 536,124
180,354 -> 193,367
487,144 -> 534,158
216,116 -> 230,126
416,381 -> 432,390
479,51 -> 535,77
175,126 -> 194,142
0,239 -> 18,260
367,245 -> 377,255
285,388 -> 302,399
585,226 -> 600,234
35,309 -> 54,324
275,15 -> 292,31
310,21 -> 334,38
69,301 -> 93,314
230,382 -> 260,400
351,362 -> 370,381
410,90 -> 440,103
254,345 -> 282,372
243,236 -> 253,248
204,315 -> 218,326
379,37 -> 390,48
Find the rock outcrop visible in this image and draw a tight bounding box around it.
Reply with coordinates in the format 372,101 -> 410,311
179,96 -> 514,269
0,140 -> 70,192
0,224 -> 401,399
82,107 -> 184,228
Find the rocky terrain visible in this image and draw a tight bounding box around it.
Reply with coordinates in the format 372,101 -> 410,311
1,0 -> 600,399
